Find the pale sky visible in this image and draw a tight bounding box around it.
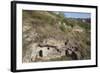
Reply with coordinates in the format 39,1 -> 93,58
64,12 -> 91,18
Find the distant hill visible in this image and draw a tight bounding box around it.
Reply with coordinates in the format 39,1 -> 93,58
74,18 -> 91,24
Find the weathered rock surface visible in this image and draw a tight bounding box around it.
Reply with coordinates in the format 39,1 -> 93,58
22,10 -> 91,63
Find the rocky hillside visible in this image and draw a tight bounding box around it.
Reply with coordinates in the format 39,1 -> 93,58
22,10 -> 91,63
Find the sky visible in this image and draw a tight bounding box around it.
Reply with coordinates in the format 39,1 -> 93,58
64,12 -> 91,18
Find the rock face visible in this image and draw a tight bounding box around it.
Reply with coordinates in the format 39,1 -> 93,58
30,39 -> 63,62
30,38 -> 82,62
22,10 -> 91,63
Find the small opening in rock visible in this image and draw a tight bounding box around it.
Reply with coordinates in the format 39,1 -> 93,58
65,42 -> 67,45
39,50 -> 43,57
47,47 -> 50,50
65,50 -> 68,56
71,51 -> 78,60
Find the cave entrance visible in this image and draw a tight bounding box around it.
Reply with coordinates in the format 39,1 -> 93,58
65,50 -> 68,56
39,50 -> 43,57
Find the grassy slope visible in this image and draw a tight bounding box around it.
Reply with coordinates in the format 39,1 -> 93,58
22,10 -> 91,62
